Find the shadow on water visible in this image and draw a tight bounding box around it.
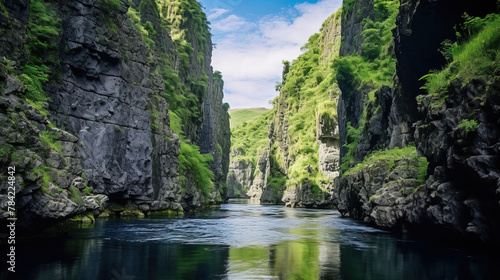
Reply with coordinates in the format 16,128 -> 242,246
2,202 -> 500,279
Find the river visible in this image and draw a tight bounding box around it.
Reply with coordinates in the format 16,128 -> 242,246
6,200 -> 500,279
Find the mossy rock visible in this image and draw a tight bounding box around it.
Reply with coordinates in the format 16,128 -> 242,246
69,213 -> 95,224
120,209 -> 145,218
148,209 -> 183,217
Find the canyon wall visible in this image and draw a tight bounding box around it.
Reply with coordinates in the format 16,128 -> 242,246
0,0 -> 230,234
334,0 -> 500,245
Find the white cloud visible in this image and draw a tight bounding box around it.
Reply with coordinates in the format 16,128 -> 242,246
208,8 -> 230,20
211,14 -> 252,32
211,0 -> 342,109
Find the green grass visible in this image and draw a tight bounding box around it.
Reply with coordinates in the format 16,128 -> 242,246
19,0 -> 62,116
33,165 -> 53,189
83,186 -> 93,196
334,0 -> 399,173
344,146 -> 429,185
98,0 -> 120,12
420,13 -> 500,96
229,107 -> 270,129
69,186 -> 83,203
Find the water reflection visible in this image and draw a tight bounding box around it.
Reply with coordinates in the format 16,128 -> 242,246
2,204 -> 499,279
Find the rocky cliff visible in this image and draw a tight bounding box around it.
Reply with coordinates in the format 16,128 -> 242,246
228,11 -> 343,207
0,0 -> 230,234
333,0 -> 500,245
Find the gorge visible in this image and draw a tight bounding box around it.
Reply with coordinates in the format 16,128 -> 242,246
0,0 -> 499,279
228,0 -> 500,247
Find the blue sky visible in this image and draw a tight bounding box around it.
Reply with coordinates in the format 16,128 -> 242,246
198,0 -> 342,109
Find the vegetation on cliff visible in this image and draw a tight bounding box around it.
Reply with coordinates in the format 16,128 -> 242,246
19,0 -> 61,116
0,0 -> 229,234
276,17 -> 342,190
228,9 -> 343,204
128,0 -> 223,201
420,13 -> 499,98
344,145 -> 428,185
336,0 -> 399,173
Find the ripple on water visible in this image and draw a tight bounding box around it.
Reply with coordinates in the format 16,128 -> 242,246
101,205 -> 347,247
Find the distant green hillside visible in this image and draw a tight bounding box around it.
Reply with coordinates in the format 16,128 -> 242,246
229,107 -> 270,129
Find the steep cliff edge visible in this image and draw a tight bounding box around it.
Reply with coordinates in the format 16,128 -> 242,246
0,0 -> 230,234
333,0 -> 500,245
228,10 -> 343,207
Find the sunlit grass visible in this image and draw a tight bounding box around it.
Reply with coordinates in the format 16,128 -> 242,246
421,14 -> 500,95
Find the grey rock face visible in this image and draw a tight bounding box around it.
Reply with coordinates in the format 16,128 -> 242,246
198,72 -> 231,202
415,79 -> 500,243
1,0 -> 229,234
335,0 -> 500,245
317,109 -> 340,179
47,0 -> 181,212
227,152 -> 252,198
247,147 -> 271,201
283,181 -> 334,208
0,81 -> 109,233
334,156 -> 425,229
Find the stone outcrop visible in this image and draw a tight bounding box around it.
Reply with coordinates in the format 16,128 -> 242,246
334,0 -> 500,245
246,138 -> 282,204
226,149 -> 252,198
0,78 -> 108,233
316,109 -> 340,179
414,78 -> 500,243
334,154 -> 425,229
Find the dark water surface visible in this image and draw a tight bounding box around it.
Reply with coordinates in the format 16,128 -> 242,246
4,201 -> 500,279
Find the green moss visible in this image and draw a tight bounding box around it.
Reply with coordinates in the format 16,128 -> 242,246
33,165 -> 53,188
0,144 -> 13,158
41,186 -> 55,197
83,186 -> 93,196
39,130 -> 62,153
68,186 -> 83,203
340,123 -> 362,173
69,213 -> 95,223
148,209 -> 183,217
121,208 -> 145,218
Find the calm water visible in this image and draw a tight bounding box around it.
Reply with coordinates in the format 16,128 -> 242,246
3,201 -> 500,279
